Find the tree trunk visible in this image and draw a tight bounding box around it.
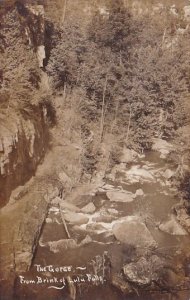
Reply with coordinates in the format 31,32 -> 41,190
99,74 -> 108,143
125,104 -> 132,146
60,0 -> 67,25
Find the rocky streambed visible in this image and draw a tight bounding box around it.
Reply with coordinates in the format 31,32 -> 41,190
14,141 -> 190,300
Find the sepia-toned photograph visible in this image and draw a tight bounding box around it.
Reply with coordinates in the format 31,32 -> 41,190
0,0 -> 190,299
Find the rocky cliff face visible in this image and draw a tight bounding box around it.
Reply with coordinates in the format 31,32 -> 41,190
0,107 -> 49,207
0,2 -> 49,207
16,2 -> 46,67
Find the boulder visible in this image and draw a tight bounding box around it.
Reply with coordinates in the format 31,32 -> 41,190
81,203 -> 96,214
159,215 -> 188,236
102,184 -> 115,190
113,219 -> 156,249
162,269 -> 180,287
125,166 -> 155,182
123,255 -> 163,286
48,239 -> 77,253
163,169 -> 175,179
135,189 -> 144,197
45,217 -> 53,224
107,190 -> 135,203
152,138 -> 173,156
60,201 -> 80,213
71,225 -> 87,232
79,235 -> 92,246
120,148 -> 138,163
72,195 -> 93,207
63,211 -> 89,225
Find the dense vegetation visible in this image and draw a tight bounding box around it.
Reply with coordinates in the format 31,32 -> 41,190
47,2 -> 190,152
0,5 -> 55,126
1,0 -> 190,199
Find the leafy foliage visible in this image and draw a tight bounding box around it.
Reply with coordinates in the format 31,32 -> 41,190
47,3 -> 190,150
0,8 -> 47,114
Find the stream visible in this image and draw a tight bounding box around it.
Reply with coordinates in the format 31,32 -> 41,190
15,151 -> 190,300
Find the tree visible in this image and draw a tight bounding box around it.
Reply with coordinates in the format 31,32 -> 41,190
0,8 -> 41,112
46,1 -> 190,150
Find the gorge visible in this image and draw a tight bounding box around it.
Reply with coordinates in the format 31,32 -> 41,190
0,1 -> 190,299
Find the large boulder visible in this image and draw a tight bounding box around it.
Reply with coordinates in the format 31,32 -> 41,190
79,235 -> 92,246
152,138 -> 173,157
119,148 -> 138,163
107,190 -> 135,203
159,215 -> 188,236
123,256 -> 164,286
45,217 -> 53,223
113,219 -> 156,249
72,194 -> 93,207
125,165 -> 155,183
135,189 -> 144,197
60,200 -> 80,213
81,202 -> 96,214
102,184 -> 115,190
63,211 -> 89,225
163,169 -> 175,179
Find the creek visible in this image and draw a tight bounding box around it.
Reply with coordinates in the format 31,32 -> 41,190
16,151 -> 190,300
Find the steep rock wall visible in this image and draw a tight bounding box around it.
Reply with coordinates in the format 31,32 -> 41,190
0,107 -> 49,207
0,2 -> 49,207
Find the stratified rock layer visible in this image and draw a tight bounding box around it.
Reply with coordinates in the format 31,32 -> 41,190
0,108 -> 48,207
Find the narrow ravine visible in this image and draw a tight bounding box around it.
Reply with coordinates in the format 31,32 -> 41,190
14,148 -> 190,300
1,1 -> 190,300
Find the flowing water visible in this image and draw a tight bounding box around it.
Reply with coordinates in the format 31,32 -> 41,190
15,151 -> 190,300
